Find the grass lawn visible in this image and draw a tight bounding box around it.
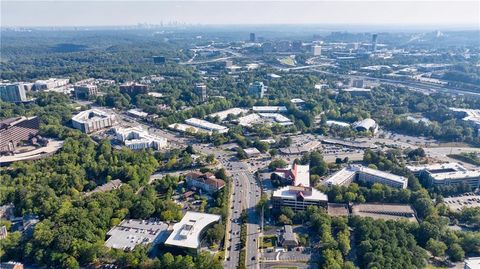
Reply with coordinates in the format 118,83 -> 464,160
260,235 -> 277,248
426,265 -> 447,269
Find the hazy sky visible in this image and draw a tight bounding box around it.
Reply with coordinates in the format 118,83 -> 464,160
2,1 -> 479,27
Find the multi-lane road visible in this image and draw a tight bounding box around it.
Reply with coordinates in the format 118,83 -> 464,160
194,143 -> 262,269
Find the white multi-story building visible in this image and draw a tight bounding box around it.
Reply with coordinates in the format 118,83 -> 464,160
407,162 -> 480,188
272,185 -> 328,211
184,118 -> 229,134
326,165 -> 408,189
114,127 -> 167,150
34,78 -> 69,91
72,109 -> 116,134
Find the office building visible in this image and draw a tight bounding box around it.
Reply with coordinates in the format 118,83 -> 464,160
194,83 -> 207,102
74,84 -> 98,100
353,118 -> 378,134
279,225 -> 298,248
153,56 -> 166,64
312,45 -> 322,56
164,211 -> 221,254
325,165 -> 408,189
0,117 -> 40,154
184,118 -> 228,134
248,81 -> 267,98
273,163 -> 310,187
72,109 -> 116,134
0,83 -> 28,102
127,109 -> 148,118
351,79 -> 364,88
371,34 -> 378,52
185,171 -> 225,194
249,33 -> 256,42
114,127 -> 167,150
33,78 -> 69,91
105,219 -> 169,251
292,40 -> 303,52
272,185 -> 328,211
119,82 -> 149,95
407,163 -> 480,189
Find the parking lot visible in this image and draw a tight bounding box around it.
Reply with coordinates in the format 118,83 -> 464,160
443,193 -> 480,211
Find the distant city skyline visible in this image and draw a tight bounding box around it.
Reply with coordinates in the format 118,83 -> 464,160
2,1 -> 479,28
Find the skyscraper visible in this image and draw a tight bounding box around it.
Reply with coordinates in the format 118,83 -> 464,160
195,83 -> 207,102
372,34 -> 378,52
312,45 -> 322,56
249,33 -> 256,42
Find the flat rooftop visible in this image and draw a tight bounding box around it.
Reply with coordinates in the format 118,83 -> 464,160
294,164 -> 310,187
407,162 -> 480,181
164,211 -> 221,249
252,106 -> 288,113
105,219 -> 169,251
185,118 -> 229,132
208,108 -> 248,121
273,186 -> 327,202
351,203 -> 417,222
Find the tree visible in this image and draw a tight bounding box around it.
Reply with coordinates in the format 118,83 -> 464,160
269,159 -> 288,170
426,238 -> 447,258
278,214 -> 292,225
447,243 -> 465,262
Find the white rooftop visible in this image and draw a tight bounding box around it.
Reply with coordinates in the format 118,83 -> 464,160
244,147 -> 261,155
272,186 -> 328,202
353,118 -> 377,130
164,211 -> 221,249
326,120 -> 351,127
185,118 -> 229,133
105,219 -> 169,251
290,98 -> 305,104
252,106 -> 288,113
341,87 -> 371,92
294,164 -> 310,187
72,109 -> 115,123
237,113 -> 262,127
258,113 -> 293,125
208,108 -> 248,121
127,109 -> 148,118
407,162 -> 480,181
326,165 -> 407,186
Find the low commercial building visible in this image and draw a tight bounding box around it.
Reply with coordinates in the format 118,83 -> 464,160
325,165 -> 408,189
114,127 -> 167,150
185,171 -> 225,194
258,113 -> 293,126
252,106 -> 288,113
243,147 -> 261,158
272,185 -> 328,211
208,108 -> 248,121
74,84 -> 98,99
164,211 -> 221,254
0,116 -> 40,154
105,219 -> 169,251
127,109 -> 148,118
351,203 -> 417,222
353,118 -> 378,134
184,118 -> 229,134
279,141 -> 321,155
274,163 -> 310,187
279,225 -> 298,248
326,120 -> 351,128
237,113 -> 262,127
407,163 -> 480,188
340,87 -> 371,97
450,108 -> 480,127
72,109 -> 116,134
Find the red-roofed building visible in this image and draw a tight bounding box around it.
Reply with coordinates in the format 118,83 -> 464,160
185,171 -> 225,194
273,163 -> 310,187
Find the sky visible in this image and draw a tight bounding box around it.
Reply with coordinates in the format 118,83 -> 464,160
1,1 -> 479,28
